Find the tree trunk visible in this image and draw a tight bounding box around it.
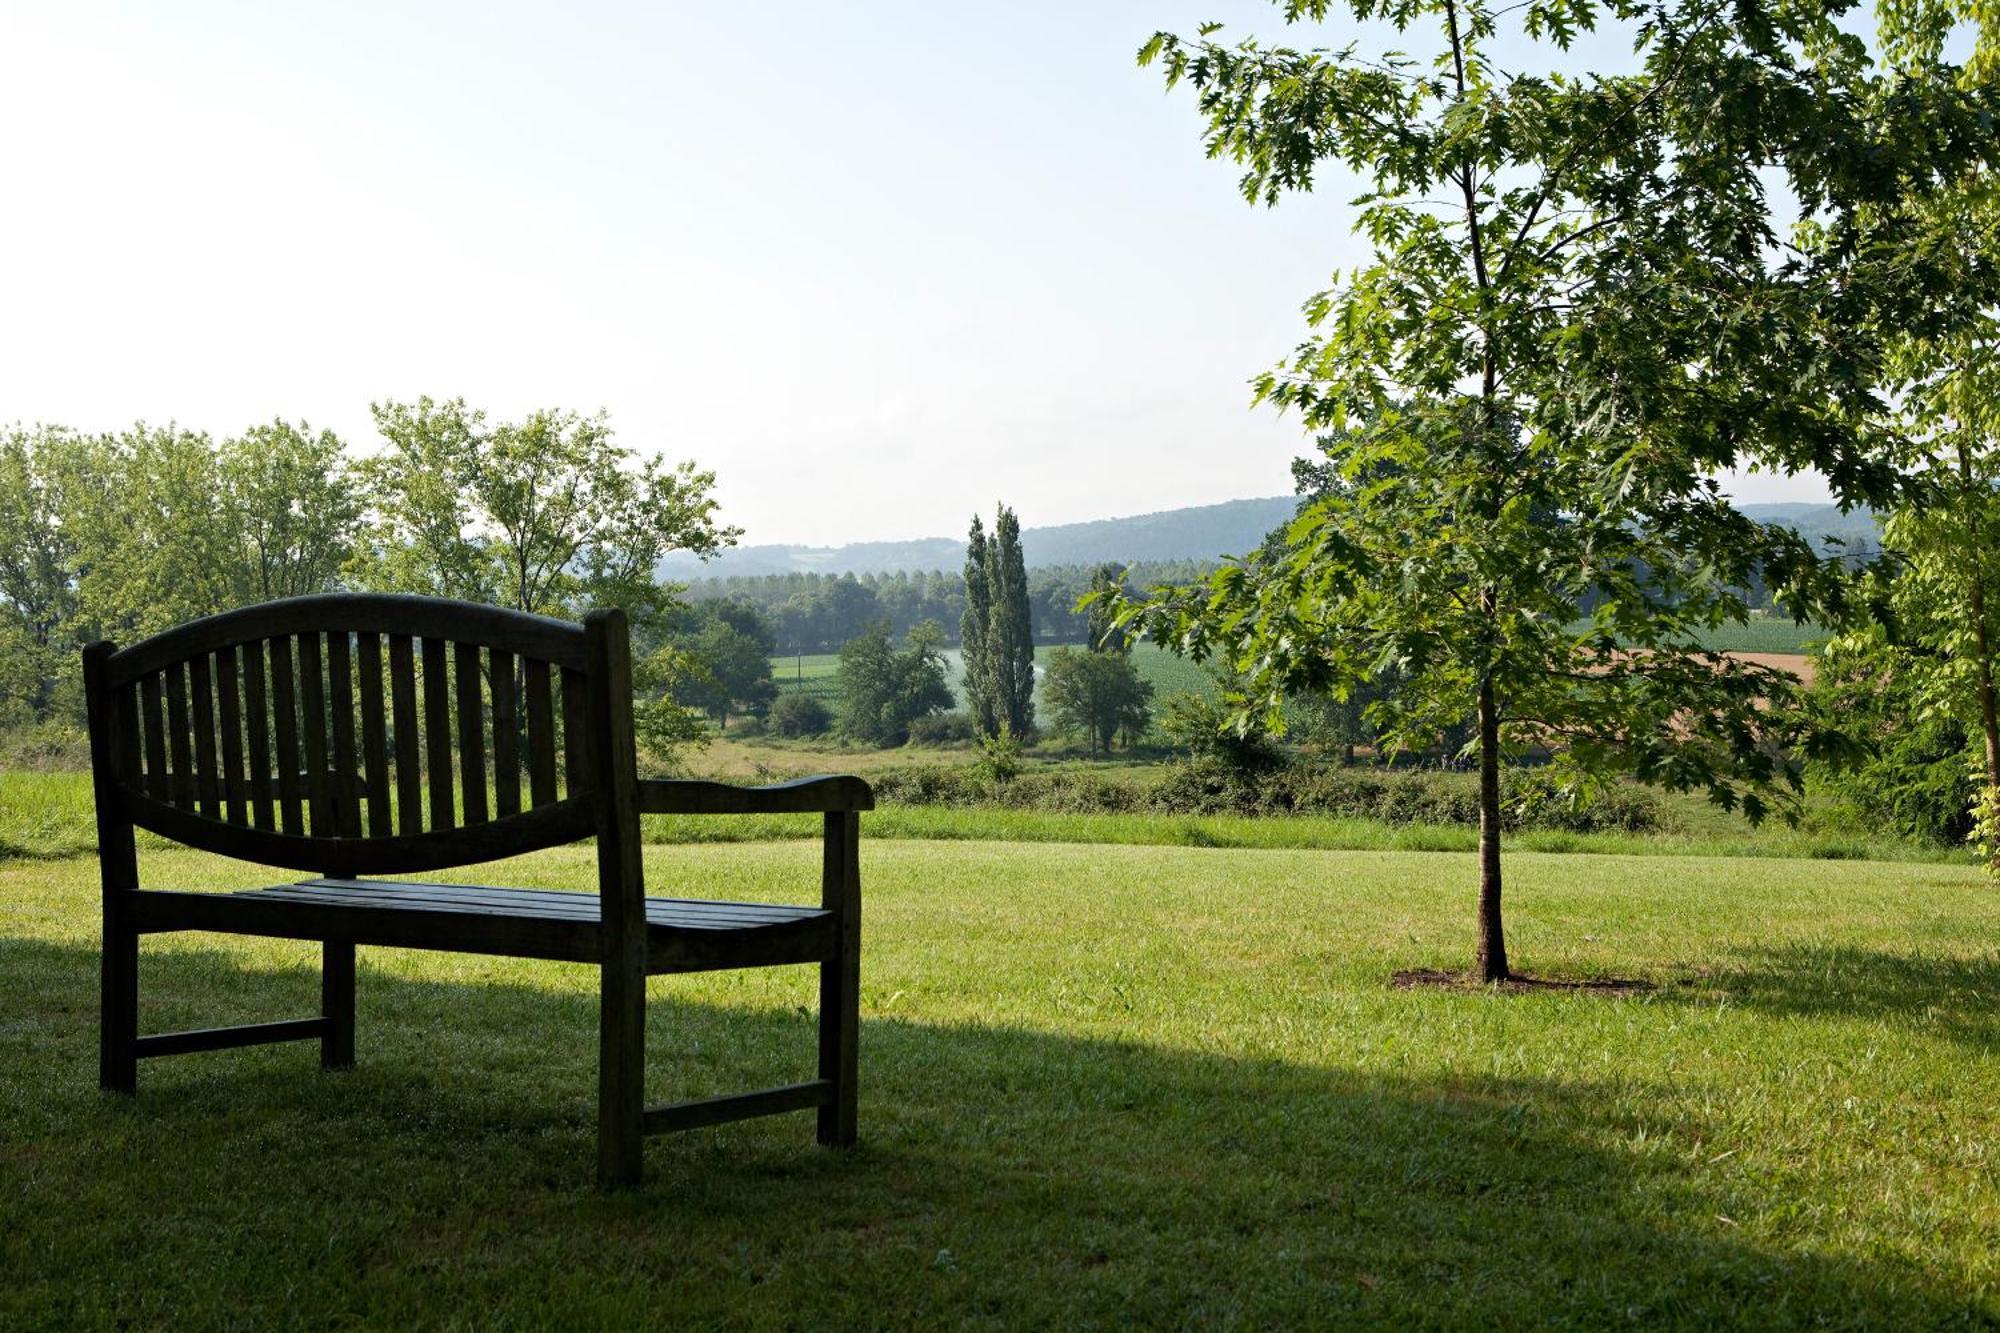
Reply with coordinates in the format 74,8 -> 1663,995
1474,674 -> 1509,982
1971,577 -> 2000,792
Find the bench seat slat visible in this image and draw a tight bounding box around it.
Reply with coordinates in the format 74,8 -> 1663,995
126,885 -> 836,973
255,880 -> 827,930
300,878 -> 819,924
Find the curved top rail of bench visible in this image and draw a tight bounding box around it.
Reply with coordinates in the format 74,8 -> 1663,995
103,593 -> 589,688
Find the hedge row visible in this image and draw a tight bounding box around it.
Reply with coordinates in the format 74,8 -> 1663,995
868,761 -> 1668,833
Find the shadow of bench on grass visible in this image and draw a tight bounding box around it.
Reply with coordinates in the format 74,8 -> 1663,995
0,932 -> 1982,1327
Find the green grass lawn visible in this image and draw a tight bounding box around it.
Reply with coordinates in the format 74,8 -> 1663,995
4,836 -> 1999,1326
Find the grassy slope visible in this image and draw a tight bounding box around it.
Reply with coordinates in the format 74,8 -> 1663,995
3,841 -> 1998,1326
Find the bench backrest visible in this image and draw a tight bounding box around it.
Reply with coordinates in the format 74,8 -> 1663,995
84,594 -> 625,877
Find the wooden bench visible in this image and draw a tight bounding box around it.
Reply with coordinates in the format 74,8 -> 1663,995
82,593 -> 870,1188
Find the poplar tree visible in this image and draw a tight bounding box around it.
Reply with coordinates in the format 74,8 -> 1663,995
988,505 -> 1037,737
961,514 -> 998,734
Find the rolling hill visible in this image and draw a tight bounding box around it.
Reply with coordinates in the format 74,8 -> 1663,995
663,496 -> 1878,581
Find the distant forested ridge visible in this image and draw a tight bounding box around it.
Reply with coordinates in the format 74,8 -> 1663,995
659,497 -> 1298,580
667,496 -> 1877,583
681,500 -> 1878,654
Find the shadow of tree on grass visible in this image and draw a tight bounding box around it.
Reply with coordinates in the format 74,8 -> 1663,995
1704,941 -> 2000,1050
0,933 -> 1987,1329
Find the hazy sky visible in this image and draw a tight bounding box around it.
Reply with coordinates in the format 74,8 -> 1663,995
1,1 -> 1829,547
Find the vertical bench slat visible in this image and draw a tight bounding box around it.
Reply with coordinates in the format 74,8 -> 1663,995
242,640 -> 275,832
164,661 -> 195,810
189,653 -> 221,819
114,684 -> 142,789
423,637 -> 455,832
215,646 -> 248,826
389,635 -> 422,835
327,634 -> 361,837
525,658 -> 557,808
357,632 -> 392,837
455,641 -> 488,825
140,673 -> 169,803
491,650 -> 521,818
270,635 -> 305,837
298,631 -> 332,838
561,666 -> 590,797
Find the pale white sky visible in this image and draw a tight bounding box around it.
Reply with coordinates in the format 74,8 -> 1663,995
0,1 -> 1827,547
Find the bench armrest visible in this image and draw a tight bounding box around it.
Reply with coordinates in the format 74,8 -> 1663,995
636,775 -> 875,816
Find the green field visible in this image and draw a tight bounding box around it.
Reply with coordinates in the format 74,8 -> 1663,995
777,622 -> 1821,718
1565,615 -> 1828,656
4,837 -> 1998,1326
773,641 -> 1216,718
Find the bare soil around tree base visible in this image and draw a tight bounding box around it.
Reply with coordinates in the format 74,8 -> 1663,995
1391,968 -> 1653,997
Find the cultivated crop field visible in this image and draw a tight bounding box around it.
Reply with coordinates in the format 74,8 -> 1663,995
3,836 -> 1997,1327
773,641 -> 1218,712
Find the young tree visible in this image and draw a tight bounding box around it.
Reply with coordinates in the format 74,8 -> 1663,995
837,619 -> 954,747
1124,0 -> 1989,979
1043,647 -> 1154,754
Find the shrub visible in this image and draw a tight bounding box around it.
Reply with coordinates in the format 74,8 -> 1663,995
768,692 -> 832,738
998,766 -> 1148,814
973,722 -> 1025,784
908,712 -> 977,747
869,766 -> 989,807
0,721 -> 91,772
1158,690 -> 1286,775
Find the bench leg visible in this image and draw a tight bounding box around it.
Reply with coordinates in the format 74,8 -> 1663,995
598,965 -> 645,1189
816,945 -> 859,1147
321,941 -> 355,1071
817,810 -> 861,1148
100,921 -> 138,1094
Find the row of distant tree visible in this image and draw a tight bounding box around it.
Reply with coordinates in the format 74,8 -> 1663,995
0,413 -> 1184,757
0,400 -> 741,749
684,559 -> 1215,657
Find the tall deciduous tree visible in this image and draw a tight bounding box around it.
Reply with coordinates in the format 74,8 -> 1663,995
961,505 -> 1035,737
356,397 -> 739,621
219,420 -> 362,601
961,515 -> 997,734
0,427 -> 85,647
72,424 -> 248,637
837,619 -> 954,746
0,425 -> 88,719
1845,178 -> 2000,868
1123,0 -> 1992,979
1086,563 -> 1130,654
1044,647 -> 1154,754
987,505 -> 1036,737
